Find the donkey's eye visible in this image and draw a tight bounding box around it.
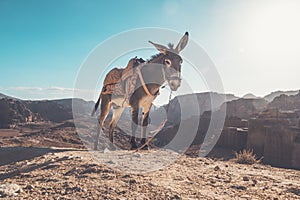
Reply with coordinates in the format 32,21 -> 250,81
164,59 -> 171,67
180,60 -> 183,65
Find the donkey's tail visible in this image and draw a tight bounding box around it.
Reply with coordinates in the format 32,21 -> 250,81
91,93 -> 102,117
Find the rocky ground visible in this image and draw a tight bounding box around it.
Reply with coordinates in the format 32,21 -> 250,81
0,122 -> 83,149
0,147 -> 299,199
0,122 -> 300,199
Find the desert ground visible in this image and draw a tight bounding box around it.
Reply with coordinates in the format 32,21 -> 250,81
0,122 -> 300,199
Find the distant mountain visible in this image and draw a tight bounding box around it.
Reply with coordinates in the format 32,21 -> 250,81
0,93 -> 18,100
151,92 -> 239,124
25,100 -> 73,123
264,90 -> 300,102
0,98 -> 42,128
53,98 -> 95,117
242,93 -> 259,99
221,98 -> 268,119
0,93 -> 94,128
2,89 -> 300,129
268,92 -> 300,111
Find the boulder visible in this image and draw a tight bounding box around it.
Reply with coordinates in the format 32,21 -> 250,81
0,183 -> 21,197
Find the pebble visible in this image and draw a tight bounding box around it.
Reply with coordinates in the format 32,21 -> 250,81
214,166 -> 221,171
24,184 -> 34,190
241,194 -> 251,199
231,185 -> 247,190
172,194 -> 181,200
133,153 -> 141,158
252,178 -> 258,185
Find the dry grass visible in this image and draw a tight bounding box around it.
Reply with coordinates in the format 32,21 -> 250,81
233,149 -> 260,165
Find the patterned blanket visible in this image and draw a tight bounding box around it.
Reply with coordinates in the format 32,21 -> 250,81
101,57 -> 145,99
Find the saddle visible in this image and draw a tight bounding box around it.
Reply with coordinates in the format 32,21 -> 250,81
101,57 -> 145,98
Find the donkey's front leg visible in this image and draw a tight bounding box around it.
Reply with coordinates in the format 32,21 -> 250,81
140,105 -> 151,149
130,105 -> 139,150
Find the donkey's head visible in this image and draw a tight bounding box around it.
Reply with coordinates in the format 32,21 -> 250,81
149,32 -> 189,91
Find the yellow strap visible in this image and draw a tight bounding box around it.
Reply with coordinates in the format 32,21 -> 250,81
136,68 -> 153,96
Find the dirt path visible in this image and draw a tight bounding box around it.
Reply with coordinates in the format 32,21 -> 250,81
0,147 -> 299,199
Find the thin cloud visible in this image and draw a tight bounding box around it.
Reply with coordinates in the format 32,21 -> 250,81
11,86 -> 43,91
46,86 -> 74,92
1,86 -> 96,100
7,86 -> 91,93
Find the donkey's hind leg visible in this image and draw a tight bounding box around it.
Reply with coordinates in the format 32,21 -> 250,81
94,95 -> 111,150
130,105 -> 139,150
108,106 -> 124,150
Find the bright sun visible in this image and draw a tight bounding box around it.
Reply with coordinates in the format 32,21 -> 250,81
244,1 -> 300,59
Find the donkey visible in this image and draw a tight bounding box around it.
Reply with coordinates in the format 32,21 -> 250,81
92,32 -> 189,150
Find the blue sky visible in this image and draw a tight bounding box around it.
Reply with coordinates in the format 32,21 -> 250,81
1,0 -> 300,100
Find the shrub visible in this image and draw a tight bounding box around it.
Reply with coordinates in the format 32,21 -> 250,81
233,149 -> 260,165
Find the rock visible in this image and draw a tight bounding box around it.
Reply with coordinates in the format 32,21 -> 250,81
133,153 -> 141,158
287,187 -> 300,196
252,178 -> 258,185
243,176 -> 249,181
80,167 -> 99,174
171,194 -> 181,200
104,148 -> 110,153
0,183 -> 22,197
24,184 -> 34,190
214,166 -> 221,171
231,185 -> 247,190
106,160 -> 114,164
241,195 -> 251,199
64,167 -> 78,176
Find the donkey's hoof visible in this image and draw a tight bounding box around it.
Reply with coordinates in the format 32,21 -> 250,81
140,145 -> 149,150
130,144 -> 138,150
108,144 -> 116,151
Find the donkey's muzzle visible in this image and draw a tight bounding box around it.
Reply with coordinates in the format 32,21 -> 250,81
168,76 -> 182,81
168,76 -> 181,91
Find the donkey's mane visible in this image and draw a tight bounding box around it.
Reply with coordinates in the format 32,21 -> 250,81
167,43 -> 174,49
147,53 -> 164,62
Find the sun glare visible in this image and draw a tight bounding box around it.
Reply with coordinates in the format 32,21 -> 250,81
245,1 -> 300,59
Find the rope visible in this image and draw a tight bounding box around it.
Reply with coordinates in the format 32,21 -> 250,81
166,90 -> 172,113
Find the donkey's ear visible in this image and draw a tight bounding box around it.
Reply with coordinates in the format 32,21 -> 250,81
149,41 -> 168,54
175,32 -> 189,53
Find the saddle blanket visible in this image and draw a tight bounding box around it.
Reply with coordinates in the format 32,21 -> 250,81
101,57 -> 145,99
